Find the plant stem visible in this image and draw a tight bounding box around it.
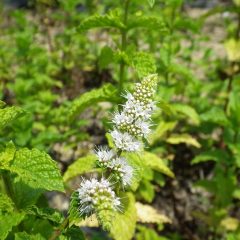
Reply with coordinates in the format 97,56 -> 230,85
119,0 -> 130,93
49,217 -> 69,240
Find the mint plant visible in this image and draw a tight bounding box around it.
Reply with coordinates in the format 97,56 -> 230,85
66,74 -> 173,239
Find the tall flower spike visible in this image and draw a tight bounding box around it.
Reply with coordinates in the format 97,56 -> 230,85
110,74 -> 158,152
77,177 -> 121,217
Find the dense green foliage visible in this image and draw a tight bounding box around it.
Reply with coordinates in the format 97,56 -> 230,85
0,0 -> 240,239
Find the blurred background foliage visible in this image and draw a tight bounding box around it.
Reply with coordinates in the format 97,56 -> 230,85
1,0 -> 240,239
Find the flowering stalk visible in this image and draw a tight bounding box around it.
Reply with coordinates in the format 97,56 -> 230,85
76,74 -> 158,227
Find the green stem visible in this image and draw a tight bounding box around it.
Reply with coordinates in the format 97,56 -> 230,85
119,0 -> 130,93
49,217 -> 69,240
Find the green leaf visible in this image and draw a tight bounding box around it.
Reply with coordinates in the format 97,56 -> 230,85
106,133 -> 115,149
110,193 -> 137,240
68,84 -> 119,121
0,106 -> 24,131
127,16 -> 168,33
167,134 -> 201,148
229,89 -> 240,127
156,100 -> 174,116
10,148 -> 64,192
12,179 -> 43,209
60,226 -> 85,240
63,154 -> 97,182
140,152 -> 174,178
78,10 -> 125,31
125,153 -> 145,191
149,121 -> 177,145
138,179 -> 155,203
191,150 -> 227,164
15,232 -> 45,240
200,107 -> 229,126
26,206 -> 63,224
0,212 -> 25,240
136,226 -> 165,240
0,142 -> 16,169
130,52 -> 156,77
0,193 -> 15,213
68,192 -> 82,227
99,46 -> 114,70
172,103 -> 200,125
224,38 -> 240,62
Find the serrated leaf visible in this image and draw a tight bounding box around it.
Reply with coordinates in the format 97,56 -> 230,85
0,193 -> 15,213
172,103 -> 200,125
110,193 -> 137,240
0,106 -> 24,131
26,206 -> 63,223
68,84 -> 119,121
140,152 -> 174,178
167,134 -> 201,148
127,16 -> 168,33
15,232 -> 45,240
10,148 -> 64,192
0,212 -> 25,240
130,52 -> 156,77
68,192 -> 82,227
0,142 -> 16,169
200,107 -> 229,126
136,202 -> 171,224
63,154 -> 97,182
78,11 -> 125,31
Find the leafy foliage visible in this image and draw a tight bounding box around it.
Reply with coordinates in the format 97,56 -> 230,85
63,154 -> 97,182
68,84 -> 119,121
1,0 -> 240,239
78,11 -> 125,31
0,106 -> 24,131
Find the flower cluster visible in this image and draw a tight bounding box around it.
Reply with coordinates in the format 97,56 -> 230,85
77,178 -> 121,216
111,74 -> 158,152
95,146 -> 133,187
77,74 -> 158,221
